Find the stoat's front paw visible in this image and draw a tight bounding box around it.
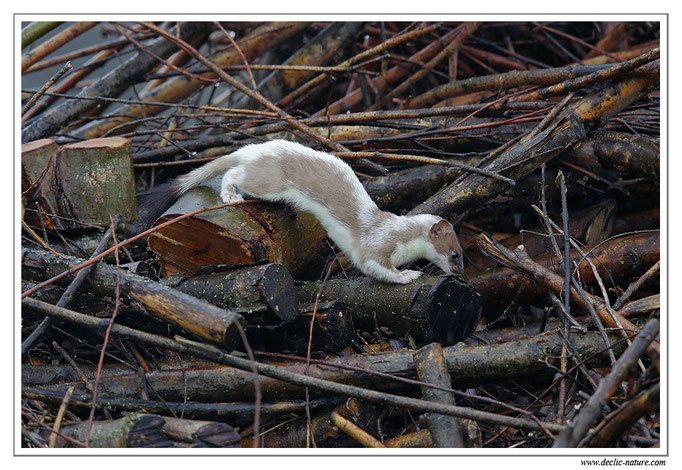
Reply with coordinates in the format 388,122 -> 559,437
397,269 -> 423,284
220,192 -> 245,204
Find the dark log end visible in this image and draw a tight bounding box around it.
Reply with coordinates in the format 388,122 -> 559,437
258,263 -> 299,322
127,415 -> 173,448
418,276 -> 481,345
193,422 -> 241,448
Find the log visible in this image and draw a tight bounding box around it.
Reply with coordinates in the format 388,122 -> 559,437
23,386 -> 342,426
413,343 -> 467,447
21,21 -> 97,72
21,21 -> 62,49
476,234 -> 658,360
618,294 -> 659,319
565,129 -> 659,180
22,247 -> 241,347
584,382 -> 660,447
469,231 -> 659,318
75,22 -> 306,139
330,411 -> 385,447
244,301 -> 354,353
52,414 -> 171,448
296,275 -> 481,345
31,329 -> 623,403
384,429 -> 433,448
160,417 -> 240,447
147,178 -> 328,276
166,263 -> 299,324
410,72 -> 659,217
553,319 -> 659,447
23,137 -> 138,229
465,199 -> 617,271
233,22 -> 364,110
54,137 -> 137,227
250,398 -> 381,448
21,138 -> 61,229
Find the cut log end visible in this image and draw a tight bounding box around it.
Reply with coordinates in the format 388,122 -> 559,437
420,276 -> 482,345
63,136 -> 130,150
22,138 -> 55,153
258,263 -> 299,322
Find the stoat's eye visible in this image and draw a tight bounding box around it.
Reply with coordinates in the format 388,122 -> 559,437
450,251 -> 459,259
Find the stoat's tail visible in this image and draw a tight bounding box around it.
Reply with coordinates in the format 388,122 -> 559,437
173,151 -> 243,195
136,150 -> 244,229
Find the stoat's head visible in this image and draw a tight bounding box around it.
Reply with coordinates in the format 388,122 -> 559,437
428,218 -> 464,275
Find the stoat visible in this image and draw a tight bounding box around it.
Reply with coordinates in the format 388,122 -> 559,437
171,140 -> 464,284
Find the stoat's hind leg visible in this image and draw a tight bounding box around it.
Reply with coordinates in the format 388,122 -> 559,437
220,168 -> 245,203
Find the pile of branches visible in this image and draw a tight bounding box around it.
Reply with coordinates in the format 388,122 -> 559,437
21,20 -> 660,450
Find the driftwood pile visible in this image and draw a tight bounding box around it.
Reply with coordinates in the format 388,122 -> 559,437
21,20 -> 660,449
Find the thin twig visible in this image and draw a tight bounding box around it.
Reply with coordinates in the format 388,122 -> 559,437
48,386 -> 75,448
85,217 -> 122,447
22,62 -> 73,116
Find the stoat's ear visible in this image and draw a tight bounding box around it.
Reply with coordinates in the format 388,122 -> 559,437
429,219 -> 450,240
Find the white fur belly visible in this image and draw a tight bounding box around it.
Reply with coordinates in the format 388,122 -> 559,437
279,188 -> 355,254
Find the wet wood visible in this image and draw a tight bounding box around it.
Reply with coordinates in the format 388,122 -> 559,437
410,73 -> 659,217
296,275 -> 481,345
148,178 -> 328,277
31,329 -> 624,403
23,247 -> 241,347
566,129 -> 659,180
469,231 -> 659,319
245,301 -> 354,353
50,414 -> 171,448
22,22 -> 210,143
413,343 -> 467,447
20,21 -> 660,449
21,138 -> 61,229
166,263 -> 299,324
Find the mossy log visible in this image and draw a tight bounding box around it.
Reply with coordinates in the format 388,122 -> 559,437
148,178 -> 328,276
469,231 -> 659,318
21,21 -> 62,49
30,329 -> 623,403
55,137 -> 138,227
296,275 -> 481,345
166,263 -> 299,324
22,137 -> 138,229
22,247 -> 241,347
50,414 -> 171,448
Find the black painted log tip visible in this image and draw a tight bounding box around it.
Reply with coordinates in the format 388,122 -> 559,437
418,276 -> 482,345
